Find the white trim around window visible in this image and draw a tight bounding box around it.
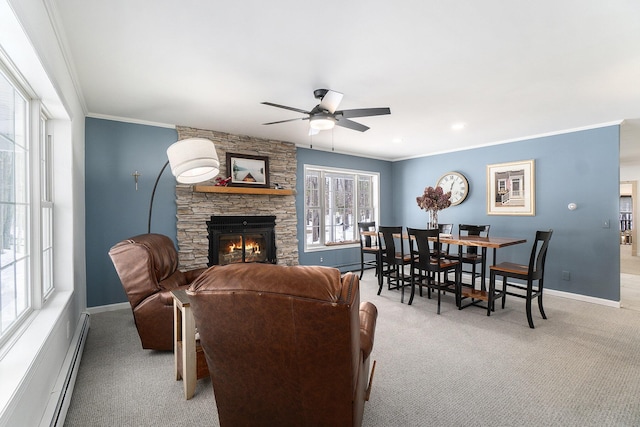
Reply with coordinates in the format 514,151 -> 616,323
303,164 -> 379,252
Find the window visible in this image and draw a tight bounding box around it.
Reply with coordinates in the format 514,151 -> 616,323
41,117 -> 53,298
0,66 -> 53,346
304,165 -> 379,250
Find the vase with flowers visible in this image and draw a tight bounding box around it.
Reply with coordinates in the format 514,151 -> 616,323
416,185 -> 452,229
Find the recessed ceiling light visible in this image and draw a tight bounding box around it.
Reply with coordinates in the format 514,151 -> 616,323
451,122 -> 466,131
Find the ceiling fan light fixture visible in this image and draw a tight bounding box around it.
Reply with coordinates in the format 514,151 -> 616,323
309,115 -> 336,131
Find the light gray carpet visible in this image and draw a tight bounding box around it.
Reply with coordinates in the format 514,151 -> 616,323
65,270 -> 640,426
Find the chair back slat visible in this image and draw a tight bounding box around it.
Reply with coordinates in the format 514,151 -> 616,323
378,226 -> 404,263
528,230 -> 553,279
407,227 -> 442,272
358,221 -> 376,249
459,224 -> 490,255
438,223 -> 453,253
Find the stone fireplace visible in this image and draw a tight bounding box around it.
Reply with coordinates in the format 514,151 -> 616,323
174,126 -> 299,270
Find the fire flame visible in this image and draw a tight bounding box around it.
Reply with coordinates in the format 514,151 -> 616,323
226,239 -> 261,254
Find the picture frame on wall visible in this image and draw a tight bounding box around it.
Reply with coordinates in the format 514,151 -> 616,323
226,153 -> 270,188
486,159 -> 535,216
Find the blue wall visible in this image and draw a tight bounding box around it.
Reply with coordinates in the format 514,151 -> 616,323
85,118 -> 179,307
296,147 -> 394,272
86,118 -> 621,306
391,126 -> 620,301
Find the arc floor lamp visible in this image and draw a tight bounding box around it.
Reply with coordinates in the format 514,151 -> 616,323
147,138 -> 220,233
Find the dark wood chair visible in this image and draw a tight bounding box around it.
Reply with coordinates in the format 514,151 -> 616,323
488,230 -> 553,328
447,224 -> 490,289
377,226 -> 412,301
407,228 -> 461,313
358,221 -> 379,280
438,223 -> 454,255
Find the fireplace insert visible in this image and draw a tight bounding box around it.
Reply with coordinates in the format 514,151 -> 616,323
207,215 -> 277,266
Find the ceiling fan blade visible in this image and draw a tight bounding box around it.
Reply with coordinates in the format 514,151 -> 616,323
263,117 -> 305,125
337,107 -> 391,119
261,102 -> 310,115
319,90 -> 343,113
335,118 -> 370,132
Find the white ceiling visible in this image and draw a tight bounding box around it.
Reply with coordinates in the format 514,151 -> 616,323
51,0 -> 640,161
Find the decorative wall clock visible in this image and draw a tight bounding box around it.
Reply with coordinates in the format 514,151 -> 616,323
436,171 -> 469,206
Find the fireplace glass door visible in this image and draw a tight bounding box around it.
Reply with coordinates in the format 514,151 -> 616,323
218,232 -> 268,265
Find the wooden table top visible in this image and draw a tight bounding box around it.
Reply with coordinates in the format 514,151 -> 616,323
363,230 -> 526,248
438,235 -> 526,248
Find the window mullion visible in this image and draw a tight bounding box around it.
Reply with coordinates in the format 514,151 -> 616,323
30,100 -> 42,309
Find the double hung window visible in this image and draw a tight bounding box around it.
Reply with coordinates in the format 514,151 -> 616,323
0,66 -> 53,346
304,165 -> 379,250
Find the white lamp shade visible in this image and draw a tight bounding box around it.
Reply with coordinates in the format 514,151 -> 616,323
166,138 -> 220,184
309,115 -> 336,131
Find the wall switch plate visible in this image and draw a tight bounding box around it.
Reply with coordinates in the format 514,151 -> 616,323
562,271 -> 571,281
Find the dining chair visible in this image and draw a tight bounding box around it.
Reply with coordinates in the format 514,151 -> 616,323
447,224 -> 490,289
407,227 -> 461,314
487,230 -> 553,328
377,226 -> 412,301
437,223 -> 454,255
358,221 -> 379,280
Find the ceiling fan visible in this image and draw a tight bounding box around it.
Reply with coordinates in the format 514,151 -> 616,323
262,89 -> 391,135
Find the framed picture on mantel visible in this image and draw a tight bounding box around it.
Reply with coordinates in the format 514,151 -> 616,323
486,159 -> 535,216
226,153 -> 270,188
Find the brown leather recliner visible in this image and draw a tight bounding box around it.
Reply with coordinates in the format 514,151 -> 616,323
187,263 -> 378,427
109,233 -> 207,350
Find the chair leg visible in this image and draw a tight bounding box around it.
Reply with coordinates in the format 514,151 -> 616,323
436,271 -> 442,315
501,276 -> 507,309
487,271 -> 494,317
401,264 -> 406,304
526,279 -> 535,328
408,268 -> 416,305
456,265 -> 461,308
538,294 -> 547,320
377,261 -> 383,295
359,253 -> 365,280
538,279 -> 547,320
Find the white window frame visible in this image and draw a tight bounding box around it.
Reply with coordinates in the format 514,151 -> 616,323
0,64 -> 54,348
40,116 -> 53,300
304,164 -> 379,252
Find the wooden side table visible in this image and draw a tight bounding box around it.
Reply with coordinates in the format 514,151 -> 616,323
172,289 -> 198,400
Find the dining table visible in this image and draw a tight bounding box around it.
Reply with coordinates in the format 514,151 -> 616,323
439,234 -> 526,285
365,230 -> 527,308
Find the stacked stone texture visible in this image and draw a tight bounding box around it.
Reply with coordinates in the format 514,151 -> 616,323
175,126 -> 299,269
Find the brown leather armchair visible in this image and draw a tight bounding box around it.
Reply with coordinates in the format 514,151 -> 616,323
187,263 -> 378,427
109,233 -> 207,350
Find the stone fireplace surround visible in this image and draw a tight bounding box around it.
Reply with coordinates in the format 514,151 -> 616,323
175,126 -> 299,270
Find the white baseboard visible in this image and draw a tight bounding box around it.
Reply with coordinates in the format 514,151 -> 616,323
40,312 -> 90,427
86,302 -> 129,315
467,274 -> 621,308
545,288 -> 620,308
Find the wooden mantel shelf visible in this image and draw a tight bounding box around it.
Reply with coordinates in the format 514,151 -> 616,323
193,185 -> 295,196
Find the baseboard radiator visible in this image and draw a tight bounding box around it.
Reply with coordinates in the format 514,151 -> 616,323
42,312 -> 90,427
